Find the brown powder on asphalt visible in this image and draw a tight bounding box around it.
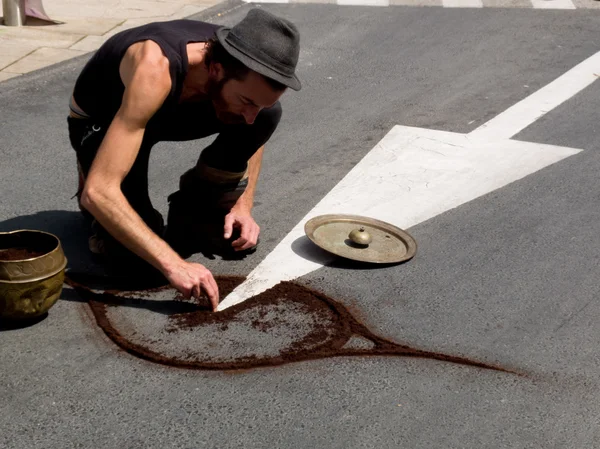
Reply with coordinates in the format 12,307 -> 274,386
66,275 -> 519,374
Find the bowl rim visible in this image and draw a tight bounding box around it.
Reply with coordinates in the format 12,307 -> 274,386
0,229 -> 67,283
0,229 -> 60,260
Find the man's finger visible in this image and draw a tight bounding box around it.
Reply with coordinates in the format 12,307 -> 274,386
237,236 -> 253,251
223,214 -> 235,239
240,219 -> 253,240
232,231 -> 251,249
232,236 -> 246,248
192,284 -> 201,300
230,219 -> 249,248
251,226 -> 260,247
179,285 -> 192,299
200,281 -> 215,307
237,225 -> 259,251
204,278 -> 219,311
210,276 -> 220,304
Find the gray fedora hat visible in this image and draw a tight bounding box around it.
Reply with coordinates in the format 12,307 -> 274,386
216,8 -> 301,91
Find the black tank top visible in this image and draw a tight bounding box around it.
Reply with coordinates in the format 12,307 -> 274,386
72,19 -> 221,121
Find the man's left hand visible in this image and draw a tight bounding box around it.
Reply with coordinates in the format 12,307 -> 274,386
223,206 -> 260,251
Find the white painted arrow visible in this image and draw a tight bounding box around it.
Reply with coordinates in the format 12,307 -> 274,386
216,50 -> 600,312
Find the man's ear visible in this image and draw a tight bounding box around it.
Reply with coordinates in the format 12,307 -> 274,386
208,62 -> 225,82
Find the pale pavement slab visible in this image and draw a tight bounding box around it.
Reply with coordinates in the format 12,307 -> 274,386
30,16 -> 124,35
0,0 -> 223,80
68,35 -> 108,53
0,41 -> 37,70
44,0 -> 185,19
0,26 -> 84,48
2,47 -> 87,74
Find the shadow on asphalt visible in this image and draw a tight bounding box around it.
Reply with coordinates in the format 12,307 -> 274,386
0,313 -> 48,332
0,209 -> 94,272
0,210 -> 205,316
60,284 -> 207,316
290,235 -> 411,271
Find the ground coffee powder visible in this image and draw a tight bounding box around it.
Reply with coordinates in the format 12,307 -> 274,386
66,275 -> 517,374
0,248 -> 45,261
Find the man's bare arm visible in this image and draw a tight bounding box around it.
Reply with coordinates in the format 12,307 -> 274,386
235,145 -> 264,212
223,145 -> 264,250
80,40 -> 219,306
81,41 -> 178,272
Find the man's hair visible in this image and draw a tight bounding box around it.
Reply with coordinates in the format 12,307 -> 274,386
204,36 -> 287,92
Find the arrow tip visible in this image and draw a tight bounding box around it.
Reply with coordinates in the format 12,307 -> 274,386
216,289 -> 245,312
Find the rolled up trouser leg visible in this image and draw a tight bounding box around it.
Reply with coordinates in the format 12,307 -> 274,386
165,161 -> 257,257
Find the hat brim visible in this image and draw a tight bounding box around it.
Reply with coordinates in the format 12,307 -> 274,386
216,27 -> 301,91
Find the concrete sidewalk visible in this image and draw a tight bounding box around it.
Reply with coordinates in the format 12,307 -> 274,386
0,0 -> 228,82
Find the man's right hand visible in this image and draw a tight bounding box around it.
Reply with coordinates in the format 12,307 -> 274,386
164,260 -> 219,311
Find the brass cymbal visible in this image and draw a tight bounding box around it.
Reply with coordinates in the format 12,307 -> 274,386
304,214 -> 417,264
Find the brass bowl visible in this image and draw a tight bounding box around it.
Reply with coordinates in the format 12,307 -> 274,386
0,230 -> 67,320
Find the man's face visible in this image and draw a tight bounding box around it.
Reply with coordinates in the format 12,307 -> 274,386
207,65 -> 285,125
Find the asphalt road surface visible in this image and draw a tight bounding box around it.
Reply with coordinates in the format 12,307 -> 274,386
2,2 -> 600,447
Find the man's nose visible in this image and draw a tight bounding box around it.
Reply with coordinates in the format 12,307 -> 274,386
243,106 -> 261,125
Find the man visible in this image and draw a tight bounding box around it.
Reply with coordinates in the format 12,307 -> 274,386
67,9 -> 301,311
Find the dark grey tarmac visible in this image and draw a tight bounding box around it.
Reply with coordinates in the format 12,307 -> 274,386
2,2 -> 600,447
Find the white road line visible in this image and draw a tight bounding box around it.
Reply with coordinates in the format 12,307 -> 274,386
530,0 -> 575,8
217,128 -> 582,311
216,51 -> 598,312
442,0 -> 483,7
470,50 -> 600,140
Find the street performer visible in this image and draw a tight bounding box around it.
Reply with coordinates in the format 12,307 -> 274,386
67,8 -> 301,311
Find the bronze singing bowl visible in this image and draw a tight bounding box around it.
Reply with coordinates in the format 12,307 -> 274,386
0,230 -> 67,320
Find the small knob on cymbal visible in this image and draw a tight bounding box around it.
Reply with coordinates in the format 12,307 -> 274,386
348,227 -> 372,246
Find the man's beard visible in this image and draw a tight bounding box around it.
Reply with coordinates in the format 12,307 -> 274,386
206,78 -> 245,125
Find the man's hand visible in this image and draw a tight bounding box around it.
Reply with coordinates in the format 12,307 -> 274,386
164,260 -> 219,311
224,205 -> 260,251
